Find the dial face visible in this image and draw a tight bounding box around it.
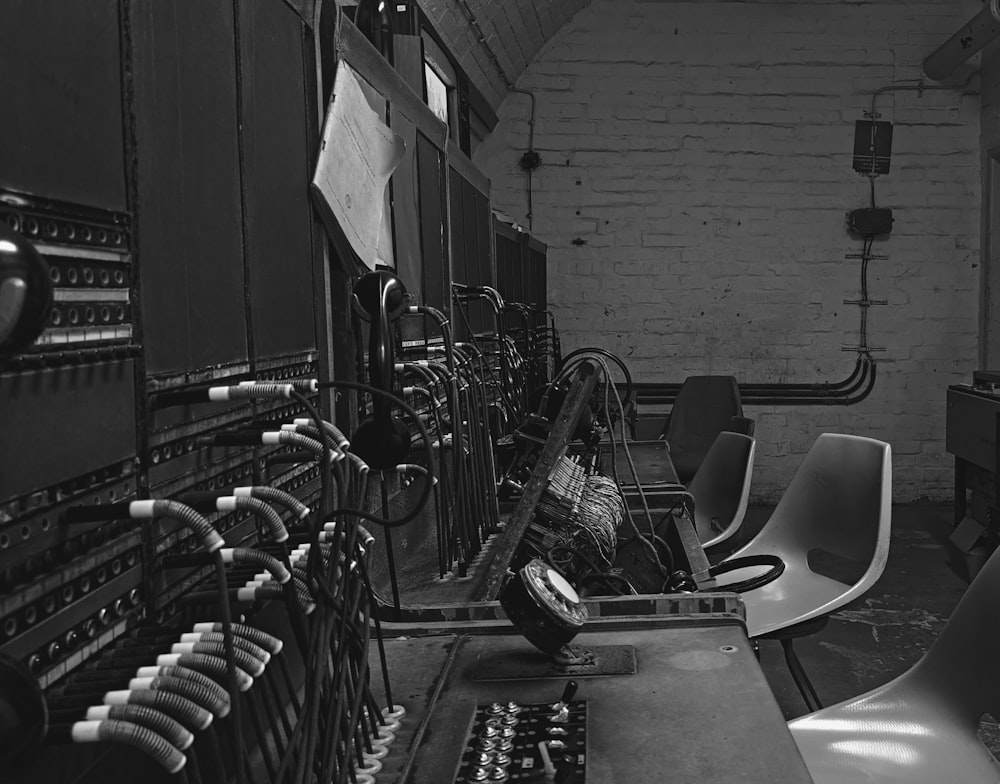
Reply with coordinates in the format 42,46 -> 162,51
545,567 -> 580,604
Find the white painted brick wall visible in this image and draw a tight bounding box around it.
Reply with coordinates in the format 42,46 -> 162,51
471,0 -> 983,502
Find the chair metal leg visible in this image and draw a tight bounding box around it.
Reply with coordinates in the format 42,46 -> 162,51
780,638 -> 823,713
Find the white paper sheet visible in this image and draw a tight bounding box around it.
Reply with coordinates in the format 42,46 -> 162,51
312,61 -> 406,271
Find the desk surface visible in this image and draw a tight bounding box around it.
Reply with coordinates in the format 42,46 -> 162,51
598,439 -> 681,487
372,621 -> 813,783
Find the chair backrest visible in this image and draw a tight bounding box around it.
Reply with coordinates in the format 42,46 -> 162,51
664,375 -> 743,483
688,432 -> 756,548
912,544 -> 1000,722
750,433 -> 892,590
728,416 -> 755,437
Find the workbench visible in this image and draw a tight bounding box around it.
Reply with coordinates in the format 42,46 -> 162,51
370,616 -> 813,783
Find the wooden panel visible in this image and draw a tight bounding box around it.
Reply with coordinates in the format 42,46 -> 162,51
0,360 -> 136,499
495,227 -> 517,301
947,386 -> 1000,472
131,0 -> 248,374
473,182 -> 492,289
388,36 -> 424,298
238,0 -> 317,358
450,168 -> 493,333
0,0 -> 126,211
528,236 -> 547,307
416,133 -> 448,310
338,18 -> 447,148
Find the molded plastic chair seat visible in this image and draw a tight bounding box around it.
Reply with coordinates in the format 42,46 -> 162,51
715,433 -> 892,637
689,431 -> 756,550
790,684 -> 1000,783
737,559 -> 866,638
789,543 -> 1000,782
713,433 -> 892,709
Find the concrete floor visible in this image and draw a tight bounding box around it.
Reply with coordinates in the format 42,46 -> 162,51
732,503 -> 1000,748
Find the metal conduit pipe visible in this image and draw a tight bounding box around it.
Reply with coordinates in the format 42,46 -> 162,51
742,359 -> 877,406
630,354 -> 865,399
628,353 -> 876,407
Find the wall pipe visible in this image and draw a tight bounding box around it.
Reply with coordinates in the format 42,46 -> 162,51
625,352 -> 877,407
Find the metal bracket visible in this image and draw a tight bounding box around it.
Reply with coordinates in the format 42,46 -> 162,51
844,253 -> 889,261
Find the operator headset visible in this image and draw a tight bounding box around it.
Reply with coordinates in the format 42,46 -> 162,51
349,269 -> 411,470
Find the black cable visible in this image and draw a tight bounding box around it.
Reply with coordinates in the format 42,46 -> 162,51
594,360 -> 670,578
558,347 -> 633,406
546,543 -> 597,574
709,554 -> 785,593
312,380 -> 434,528
211,553 -> 246,784
290,387 -> 333,529
404,383 -> 454,576
577,572 -> 638,596
451,297 -> 519,418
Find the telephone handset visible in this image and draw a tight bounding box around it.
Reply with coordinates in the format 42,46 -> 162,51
350,270 -> 411,470
0,224 -> 52,360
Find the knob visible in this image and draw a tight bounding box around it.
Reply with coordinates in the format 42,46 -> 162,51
550,680 -> 578,712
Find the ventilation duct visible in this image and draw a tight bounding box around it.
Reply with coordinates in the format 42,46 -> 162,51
923,0 -> 1000,81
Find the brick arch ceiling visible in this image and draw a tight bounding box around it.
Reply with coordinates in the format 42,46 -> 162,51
418,0 -> 592,110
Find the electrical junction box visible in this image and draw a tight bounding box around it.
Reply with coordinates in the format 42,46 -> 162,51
847,207 -> 893,237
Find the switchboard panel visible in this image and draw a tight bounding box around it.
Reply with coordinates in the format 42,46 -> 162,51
0,7 -> 562,784
239,0 -> 320,359
131,0 -> 249,374
0,0 -> 126,211
416,133 -> 449,312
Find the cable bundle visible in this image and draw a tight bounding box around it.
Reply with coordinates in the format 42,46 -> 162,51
523,457 -> 626,583
57,377 -> 436,782
536,456 -> 586,525
576,473 -> 626,566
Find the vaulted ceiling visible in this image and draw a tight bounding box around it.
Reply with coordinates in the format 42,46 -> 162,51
417,0 -> 593,109
414,0 -> 984,114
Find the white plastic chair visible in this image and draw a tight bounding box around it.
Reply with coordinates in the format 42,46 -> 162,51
789,543 -> 1000,783
688,431 -> 756,549
714,433 -> 892,709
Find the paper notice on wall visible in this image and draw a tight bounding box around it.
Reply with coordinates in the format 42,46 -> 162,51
311,61 -> 405,271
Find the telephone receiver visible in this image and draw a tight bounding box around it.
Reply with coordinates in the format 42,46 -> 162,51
349,270 -> 410,469
0,223 -> 52,360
